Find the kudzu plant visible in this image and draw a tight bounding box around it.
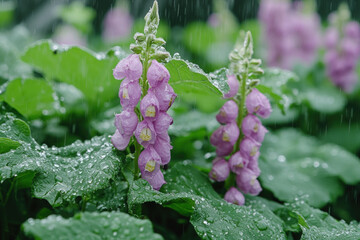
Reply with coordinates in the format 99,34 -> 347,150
209,32 -> 272,205
111,1 -> 176,190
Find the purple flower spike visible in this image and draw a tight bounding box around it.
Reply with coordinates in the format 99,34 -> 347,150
138,146 -> 161,176
152,83 -> 177,112
153,134 -> 172,165
236,168 -> 262,196
229,151 -> 249,174
209,158 -> 230,182
345,21 -> 360,40
210,123 -> 239,147
216,142 -> 234,157
142,169 -> 166,191
113,54 -> 143,81
216,100 -> 239,124
140,91 -> 159,121
224,187 -> 245,205
224,75 -> 239,99
154,112 -> 173,134
114,110 -> 138,136
119,80 -> 141,110
246,89 -> 272,118
111,130 -> 131,150
147,60 -> 170,88
242,114 -> 268,143
240,137 -> 261,160
134,120 -> 156,147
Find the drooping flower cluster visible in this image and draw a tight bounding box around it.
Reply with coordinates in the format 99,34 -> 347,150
111,1 -> 175,190
209,32 -> 272,205
258,0 -> 321,69
324,4 -> 360,92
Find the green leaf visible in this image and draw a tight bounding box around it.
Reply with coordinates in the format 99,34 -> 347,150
301,87 -> 346,114
259,129 -> 360,207
23,211 -> 163,240
2,78 -> 59,119
166,56 -> 228,96
0,113 -> 124,206
0,26 -> 33,80
0,137 -> 20,153
128,162 -> 287,239
320,124 -> 360,153
259,68 -> 299,114
22,40 -> 126,109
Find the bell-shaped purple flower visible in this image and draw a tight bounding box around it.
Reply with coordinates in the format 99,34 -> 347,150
111,130 -> 131,150
134,120 -> 156,147
142,169 -> 166,191
140,91 -> 159,121
229,151 -> 249,174
241,114 -> 268,143
240,137 -> 261,160
224,187 -> 245,205
224,75 -> 239,99
151,83 -> 177,112
215,142 -> 234,157
138,146 -> 161,176
154,112 -> 173,134
246,88 -> 272,118
113,54 -> 143,81
210,122 -> 239,147
209,158 -> 230,182
147,60 -> 170,88
153,133 -> 172,165
236,168 -> 262,196
114,110 -> 138,136
119,79 -> 141,110
216,100 -> 238,124
248,159 -> 261,177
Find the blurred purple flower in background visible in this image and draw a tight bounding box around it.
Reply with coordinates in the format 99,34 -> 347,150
103,6 -> 133,43
259,0 -> 321,69
53,25 -> 87,47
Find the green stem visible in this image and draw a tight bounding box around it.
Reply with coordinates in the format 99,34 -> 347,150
3,180 -> 15,206
234,72 -> 248,152
134,140 -> 141,180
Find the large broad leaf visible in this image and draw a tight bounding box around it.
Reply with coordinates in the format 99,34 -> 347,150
1,78 -> 59,119
259,129 -> 360,207
166,55 -> 228,97
21,40 -> 126,109
0,113 -> 124,206
128,162 -> 287,240
23,211 -> 163,240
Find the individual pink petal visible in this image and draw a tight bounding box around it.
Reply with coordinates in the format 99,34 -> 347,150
134,120 -> 156,147
142,169 -> 166,190
216,100 -> 238,124
153,134 -> 172,165
236,168 -> 262,196
153,112 -> 173,134
151,83 -> 177,111
246,89 -> 272,119
119,79 -> 141,110
239,137 -> 261,160
140,91 -> 159,121
113,54 -> 143,81
114,110 -> 138,136
138,146 -> 161,177
242,114 -> 268,143
209,158 -> 230,182
229,151 -> 249,174
224,75 -> 239,99
111,130 -> 131,150
224,187 -> 245,205
147,60 -> 170,88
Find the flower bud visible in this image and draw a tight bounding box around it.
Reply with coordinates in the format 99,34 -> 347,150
236,168 -> 262,196
154,112 -> 173,134
113,54 -> 143,81
242,114 -> 268,143
153,37 -> 166,46
140,91 -> 159,121
229,151 -> 249,174
209,158 -> 230,182
216,142 -> 234,157
138,146 -> 161,176
152,52 -> 171,62
114,110 -> 138,136
147,60 -> 170,88
239,137 -> 261,160
153,133 -> 172,165
134,120 -> 156,147
119,80 -> 141,110
151,83 -> 177,111
210,122 -> 239,147
134,32 -> 146,42
111,130 -> 131,150
130,44 -> 143,54
224,187 -> 245,205
246,88 -> 272,118
223,75 -> 239,99
216,100 -> 238,124
142,168 -> 166,191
